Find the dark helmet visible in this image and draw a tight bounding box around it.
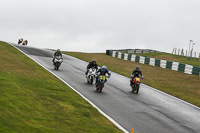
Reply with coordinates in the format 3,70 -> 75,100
92,59 -> 96,63
57,49 -> 60,52
136,66 -> 140,71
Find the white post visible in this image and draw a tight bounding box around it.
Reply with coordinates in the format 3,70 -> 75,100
178,49 -> 180,55
181,49 -> 184,56
175,48 -> 177,55
186,50 -> 187,58
199,52 -> 200,62
190,49 -> 193,60
172,48 -> 175,54
188,40 -> 193,57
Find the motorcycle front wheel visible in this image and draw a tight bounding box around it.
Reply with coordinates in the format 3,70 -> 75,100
90,77 -> 93,84
131,85 -> 134,92
135,84 -> 139,94
99,83 -> 104,93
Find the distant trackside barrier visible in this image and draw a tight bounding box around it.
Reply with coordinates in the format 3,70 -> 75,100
106,50 -> 200,76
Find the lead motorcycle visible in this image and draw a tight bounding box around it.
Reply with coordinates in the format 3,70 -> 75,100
53,56 -> 63,70
86,67 -> 97,84
95,75 -> 110,93
130,77 -> 141,94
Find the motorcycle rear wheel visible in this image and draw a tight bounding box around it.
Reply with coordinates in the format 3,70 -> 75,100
99,86 -> 102,93
135,84 -> 139,94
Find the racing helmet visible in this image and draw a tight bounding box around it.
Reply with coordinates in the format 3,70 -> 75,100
136,66 -> 140,71
92,59 -> 96,63
102,65 -> 107,72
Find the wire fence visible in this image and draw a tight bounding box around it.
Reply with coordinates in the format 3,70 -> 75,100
172,48 -> 200,62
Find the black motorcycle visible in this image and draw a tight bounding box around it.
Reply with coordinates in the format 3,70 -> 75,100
53,56 -> 63,70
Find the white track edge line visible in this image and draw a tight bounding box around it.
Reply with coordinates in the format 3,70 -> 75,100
109,69 -> 200,110
9,43 -> 129,133
142,83 -> 200,110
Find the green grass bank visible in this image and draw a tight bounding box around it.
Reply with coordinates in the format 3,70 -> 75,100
0,41 -> 122,133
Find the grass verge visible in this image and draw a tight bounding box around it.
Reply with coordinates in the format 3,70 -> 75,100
62,52 -> 200,107
0,41 -> 122,133
135,52 -> 200,67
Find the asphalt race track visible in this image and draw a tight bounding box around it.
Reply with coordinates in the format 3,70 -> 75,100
12,44 -> 200,133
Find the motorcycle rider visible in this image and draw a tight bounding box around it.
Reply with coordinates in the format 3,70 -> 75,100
85,59 -> 98,75
18,38 -> 23,44
53,49 -> 63,64
22,40 -> 28,45
95,65 -> 111,87
130,66 -> 144,86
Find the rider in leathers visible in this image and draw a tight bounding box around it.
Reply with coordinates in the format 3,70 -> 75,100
53,49 -> 62,64
85,59 -> 98,75
95,65 -> 111,86
130,66 -> 144,86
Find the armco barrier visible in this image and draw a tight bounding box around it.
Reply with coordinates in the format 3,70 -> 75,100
106,50 -> 200,76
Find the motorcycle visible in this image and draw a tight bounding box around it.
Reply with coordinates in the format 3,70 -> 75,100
18,38 -> 23,45
130,77 -> 141,94
95,75 -> 110,93
22,40 -> 28,45
86,67 -> 96,84
53,56 -> 63,70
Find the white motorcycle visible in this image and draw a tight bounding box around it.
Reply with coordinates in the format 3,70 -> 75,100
53,56 -> 63,70
86,67 -> 97,84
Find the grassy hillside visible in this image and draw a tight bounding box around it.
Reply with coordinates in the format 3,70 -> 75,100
62,52 -> 200,107
135,52 -> 200,67
0,41 -> 122,133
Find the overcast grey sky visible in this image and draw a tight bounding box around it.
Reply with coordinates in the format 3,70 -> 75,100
0,0 -> 200,54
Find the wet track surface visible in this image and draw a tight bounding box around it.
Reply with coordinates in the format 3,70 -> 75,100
13,44 -> 200,133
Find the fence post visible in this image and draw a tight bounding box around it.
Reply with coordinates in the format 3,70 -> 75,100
194,52 -> 196,61
172,48 -> 174,54
181,49 -> 184,56
186,50 -> 187,58
199,53 -> 200,62
190,49 -> 193,60
178,49 -> 180,55
175,48 -> 177,55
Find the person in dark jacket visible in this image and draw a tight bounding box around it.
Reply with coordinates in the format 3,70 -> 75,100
95,65 -> 111,86
85,59 -> 98,75
53,49 -> 62,63
130,66 -> 144,86
18,38 -> 23,44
